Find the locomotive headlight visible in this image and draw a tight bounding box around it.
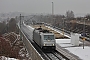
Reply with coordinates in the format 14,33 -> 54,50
52,44 -> 54,46
44,44 -> 46,46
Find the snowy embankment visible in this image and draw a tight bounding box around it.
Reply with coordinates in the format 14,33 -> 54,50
56,39 -> 90,60
25,24 -> 34,40
46,26 -> 71,38
0,56 -> 18,60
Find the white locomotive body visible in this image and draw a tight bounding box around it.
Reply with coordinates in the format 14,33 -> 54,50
33,27 -> 56,50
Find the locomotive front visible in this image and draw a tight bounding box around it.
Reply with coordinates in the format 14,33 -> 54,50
41,33 -> 56,50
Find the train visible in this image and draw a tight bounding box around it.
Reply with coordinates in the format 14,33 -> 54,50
33,26 -> 56,51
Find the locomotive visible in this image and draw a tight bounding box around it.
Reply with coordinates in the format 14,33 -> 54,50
33,26 -> 56,50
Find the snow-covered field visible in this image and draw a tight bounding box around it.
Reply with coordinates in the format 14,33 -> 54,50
56,39 -> 90,60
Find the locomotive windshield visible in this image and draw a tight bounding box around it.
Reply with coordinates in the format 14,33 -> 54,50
44,35 -> 54,40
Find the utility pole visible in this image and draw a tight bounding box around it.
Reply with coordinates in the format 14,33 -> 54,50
52,2 -> 54,16
52,2 -> 54,25
7,17 -> 9,33
63,18 -> 64,38
19,14 -> 24,40
20,14 -> 22,40
20,14 -> 21,28
83,18 -> 87,49
62,18 -> 66,38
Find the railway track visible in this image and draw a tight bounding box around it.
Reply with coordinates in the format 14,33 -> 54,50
49,25 -> 90,41
45,50 -> 67,60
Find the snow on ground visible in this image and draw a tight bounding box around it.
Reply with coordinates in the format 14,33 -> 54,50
56,39 -> 82,48
65,46 -> 90,60
56,39 -> 74,48
56,39 -> 90,60
46,26 -> 71,38
0,56 -> 19,60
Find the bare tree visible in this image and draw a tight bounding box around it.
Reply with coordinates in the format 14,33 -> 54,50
8,18 -> 17,32
85,14 -> 90,19
66,10 -> 74,19
0,21 -> 6,34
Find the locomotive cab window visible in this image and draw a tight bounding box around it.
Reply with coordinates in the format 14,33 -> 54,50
44,35 -> 54,40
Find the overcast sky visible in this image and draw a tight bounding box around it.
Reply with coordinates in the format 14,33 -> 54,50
0,0 -> 90,15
